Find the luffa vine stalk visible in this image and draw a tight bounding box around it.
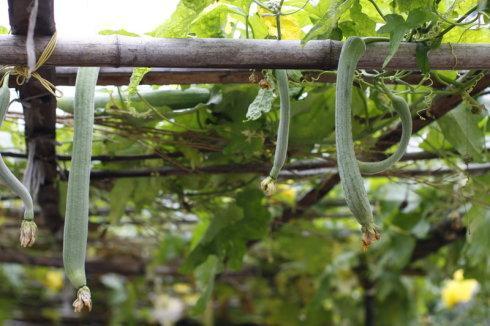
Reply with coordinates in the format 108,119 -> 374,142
261,70 -> 291,195
0,74 -> 36,247
335,37 -> 380,247
63,67 -> 99,312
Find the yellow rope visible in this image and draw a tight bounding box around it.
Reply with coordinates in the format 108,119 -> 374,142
3,32 -> 62,98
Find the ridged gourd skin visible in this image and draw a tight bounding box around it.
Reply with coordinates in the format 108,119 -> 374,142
0,74 -> 36,247
358,92 -> 412,174
335,37 -> 380,247
261,69 -> 291,196
63,67 -> 99,313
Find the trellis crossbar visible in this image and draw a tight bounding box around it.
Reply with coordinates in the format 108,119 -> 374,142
1,35 -> 489,70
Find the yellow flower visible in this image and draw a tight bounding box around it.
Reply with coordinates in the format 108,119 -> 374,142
441,269 -> 478,309
262,14 -> 302,40
173,283 -> 192,294
270,184 -> 297,206
44,270 -> 64,292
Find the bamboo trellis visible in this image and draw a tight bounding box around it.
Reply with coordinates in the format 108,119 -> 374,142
1,34 -> 490,70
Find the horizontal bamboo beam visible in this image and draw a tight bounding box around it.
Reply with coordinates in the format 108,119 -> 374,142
1,35 -> 489,70
56,67 -> 263,85
53,67 -> 441,86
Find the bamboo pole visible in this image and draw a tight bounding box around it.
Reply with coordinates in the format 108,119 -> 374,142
1,35 -> 489,70
53,67 -> 441,86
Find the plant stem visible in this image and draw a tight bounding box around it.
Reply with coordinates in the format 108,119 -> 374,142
433,5 -> 478,40
276,0 -> 286,40
367,0 -> 385,21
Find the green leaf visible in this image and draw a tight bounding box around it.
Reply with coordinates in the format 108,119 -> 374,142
306,252 -> 358,318
405,8 -> 433,27
183,188 -> 271,272
181,147 -> 204,169
419,125 -> 452,153
302,0 -> 354,43
191,255 -> 221,315
149,0 -> 214,38
373,233 -> 416,275
375,273 -> 415,324
289,86 -> 335,146
348,0 -> 377,36
437,104 -> 486,162
378,9 -> 433,67
377,14 -> 408,68
443,26 -> 490,43
395,0 -> 429,12
0,26 -> 8,35
190,3 -> 245,38
109,179 -> 134,224
287,70 -> 303,83
246,88 -> 275,121
465,205 -> 490,266
200,205 -> 244,244
415,42 -> 430,74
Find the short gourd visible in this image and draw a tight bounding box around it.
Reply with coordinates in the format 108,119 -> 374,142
0,74 -> 36,247
261,69 -> 291,195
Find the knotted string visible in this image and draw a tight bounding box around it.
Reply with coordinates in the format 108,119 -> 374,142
1,32 -> 62,98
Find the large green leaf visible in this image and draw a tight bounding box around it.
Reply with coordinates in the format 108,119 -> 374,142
377,8 -> 433,67
465,204 -> 490,266
191,255 -> 221,315
437,104 -> 486,162
109,179 -> 135,224
246,88 -> 275,121
289,86 -> 335,146
339,0 -> 377,37
149,0 -> 214,37
419,125 -> 452,153
302,0 -> 354,43
190,3 -> 245,38
182,188 -> 271,271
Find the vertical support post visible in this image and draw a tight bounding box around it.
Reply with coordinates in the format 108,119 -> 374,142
8,0 -> 62,234
18,67 -> 62,233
